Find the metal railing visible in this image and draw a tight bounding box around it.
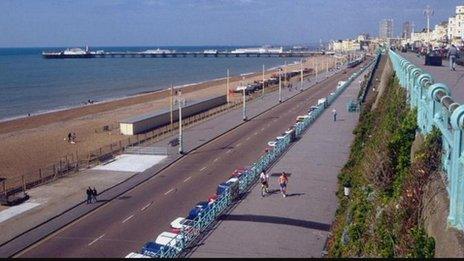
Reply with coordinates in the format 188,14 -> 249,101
388,48 -> 464,230
144,55 -> 379,258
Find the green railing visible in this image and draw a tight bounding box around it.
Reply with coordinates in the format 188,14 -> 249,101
388,48 -> 464,230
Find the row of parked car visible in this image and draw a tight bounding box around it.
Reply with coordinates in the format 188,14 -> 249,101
233,68 -> 313,95
125,171 -> 244,257
266,79 -> 347,148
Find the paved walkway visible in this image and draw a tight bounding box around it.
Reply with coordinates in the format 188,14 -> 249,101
0,64 -> 343,254
189,66 -> 368,258
401,52 -> 464,103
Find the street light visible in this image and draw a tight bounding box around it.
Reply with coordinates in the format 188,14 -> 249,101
300,59 -> 304,92
278,67 -> 283,102
424,5 -> 434,44
262,64 -> 265,97
176,91 -> 186,154
236,77 -> 247,121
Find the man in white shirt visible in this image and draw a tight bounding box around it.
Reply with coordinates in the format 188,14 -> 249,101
259,170 -> 270,197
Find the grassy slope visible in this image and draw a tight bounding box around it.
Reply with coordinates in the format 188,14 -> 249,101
327,73 -> 441,257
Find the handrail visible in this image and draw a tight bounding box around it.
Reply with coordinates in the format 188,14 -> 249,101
388,49 -> 464,230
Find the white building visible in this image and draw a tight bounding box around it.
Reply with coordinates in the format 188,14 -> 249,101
448,6 -> 464,45
329,39 -> 361,52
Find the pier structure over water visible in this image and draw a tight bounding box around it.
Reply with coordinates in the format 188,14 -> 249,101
42,51 -> 326,59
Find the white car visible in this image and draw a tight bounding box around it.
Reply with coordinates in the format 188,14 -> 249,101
267,140 -> 278,147
170,217 -> 194,231
296,115 -> 309,123
155,232 -> 184,251
317,98 -> 326,106
125,252 -> 151,258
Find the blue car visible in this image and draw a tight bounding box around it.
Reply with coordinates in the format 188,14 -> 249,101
140,241 -> 174,257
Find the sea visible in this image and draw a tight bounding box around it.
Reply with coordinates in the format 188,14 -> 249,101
0,46 -> 316,121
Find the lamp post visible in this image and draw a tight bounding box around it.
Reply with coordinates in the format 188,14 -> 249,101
278,68 -> 282,102
300,59 -> 303,92
226,69 -> 230,103
237,77 -> 247,121
262,64 -> 265,97
170,84 -> 174,133
424,5 -> 434,45
176,91 -> 185,154
315,60 -> 318,83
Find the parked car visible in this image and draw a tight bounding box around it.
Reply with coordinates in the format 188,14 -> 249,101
125,252 -> 151,258
296,115 -> 309,123
267,139 -> 278,147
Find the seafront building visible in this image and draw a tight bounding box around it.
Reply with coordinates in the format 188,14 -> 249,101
379,19 -> 394,39
399,5 -> 464,48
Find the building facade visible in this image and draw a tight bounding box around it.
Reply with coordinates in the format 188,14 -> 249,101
379,19 -> 394,39
402,21 -> 413,39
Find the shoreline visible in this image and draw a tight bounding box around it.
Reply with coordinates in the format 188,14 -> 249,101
0,54 -> 333,181
0,60 -> 294,124
0,59 -> 305,133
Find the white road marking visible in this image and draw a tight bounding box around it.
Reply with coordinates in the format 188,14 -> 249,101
236,142 -> 242,147
141,202 -> 153,211
254,132 -> 258,135
213,158 -> 220,162
246,136 -> 251,141
164,188 -> 175,195
183,176 -> 192,182
88,234 -> 105,246
226,149 -> 232,154
200,166 -> 207,171
122,214 -> 134,224
261,128 -> 265,131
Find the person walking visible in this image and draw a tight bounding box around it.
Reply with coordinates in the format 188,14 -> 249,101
332,109 -> 337,122
259,170 -> 270,197
67,132 -> 72,143
86,187 -> 92,204
92,187 -> 98,203
279,172 -> 288,198
448,44 -> 458,71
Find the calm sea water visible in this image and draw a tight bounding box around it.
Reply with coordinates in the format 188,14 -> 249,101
0,46 -> 310,121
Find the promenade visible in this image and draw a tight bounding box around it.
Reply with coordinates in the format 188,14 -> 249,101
189,64 -> 367,257
0,62 -> 347,257
401,52 -> 464,103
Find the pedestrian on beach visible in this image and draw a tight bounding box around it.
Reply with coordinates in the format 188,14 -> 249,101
86,187 -> 92,204
279,172 -> 288,198
332,109 -> 337,122
71,132 -> 76,144
92,187 -> 98,203
67,132 -> 72,143
448,44 -> 458,71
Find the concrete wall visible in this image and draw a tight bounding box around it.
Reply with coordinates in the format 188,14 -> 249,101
120,95 -> 227,135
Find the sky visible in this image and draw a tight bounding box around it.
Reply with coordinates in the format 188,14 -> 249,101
0,0 -> 463,47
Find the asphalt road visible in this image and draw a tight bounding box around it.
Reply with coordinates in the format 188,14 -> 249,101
17,63 -> 366,258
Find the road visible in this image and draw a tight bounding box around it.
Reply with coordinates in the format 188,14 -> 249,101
17,63 -> 366,257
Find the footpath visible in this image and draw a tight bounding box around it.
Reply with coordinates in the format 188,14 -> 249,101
0,63 -> 343,256
401,52 -> 464,103
189,64 -> 368,258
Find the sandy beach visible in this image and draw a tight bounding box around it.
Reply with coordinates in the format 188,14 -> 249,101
0,55 -> 339,182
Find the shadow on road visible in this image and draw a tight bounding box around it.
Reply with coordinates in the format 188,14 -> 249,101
218,214 -> 330,231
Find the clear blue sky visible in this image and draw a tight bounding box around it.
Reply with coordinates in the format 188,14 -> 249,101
0,0 -> 462,47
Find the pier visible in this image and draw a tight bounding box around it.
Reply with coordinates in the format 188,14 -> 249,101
42,51 -> 324,59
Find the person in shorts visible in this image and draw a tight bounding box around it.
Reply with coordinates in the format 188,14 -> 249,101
259,170 -> 269,197
279,172 -> 288,198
